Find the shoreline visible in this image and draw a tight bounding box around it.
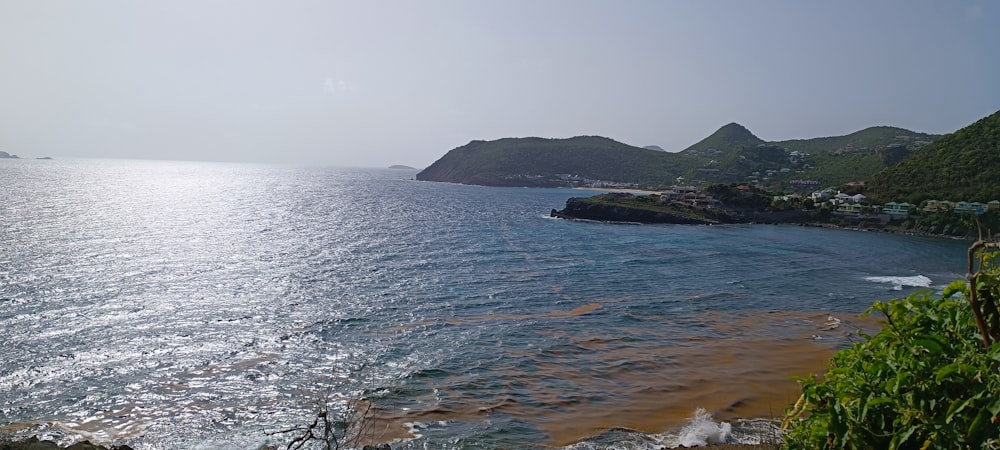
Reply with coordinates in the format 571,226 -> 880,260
0,438 -> 132,450
569,186 -> 663,195
559,191 -> 981,241
795,221 -> 977,241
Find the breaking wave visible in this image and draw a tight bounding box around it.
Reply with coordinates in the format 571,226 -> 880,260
864,275 -> 933,291
564,408 -> 782,449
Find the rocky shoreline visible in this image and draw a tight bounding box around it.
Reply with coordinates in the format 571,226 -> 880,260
550,193 -> 981,241
0,438 -> 132,450
550,195 -> 724,224
550,193 -> 811,226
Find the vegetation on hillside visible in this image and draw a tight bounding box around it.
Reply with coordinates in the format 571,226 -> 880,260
799,151 -> 901,187
416,136 -> 700,188
681,122 -> 765,154
783,242 -> 1000,449
867,110 -> 1000,203
551,193 -> 729,224
774,126 -> 935,156
704,183 -> 775,210
682,124 -> 935,188
888,210 -> 1000,238
416,122 -> 938,190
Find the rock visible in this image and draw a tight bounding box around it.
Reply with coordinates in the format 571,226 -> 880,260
0,439 -> 132,450
362,444 -> 392,450
551,194 -> 721,225
0,437 -> 61,450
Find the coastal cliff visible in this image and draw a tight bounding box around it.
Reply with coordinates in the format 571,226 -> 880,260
550,192 -> 811,225
551,193 -> 725,224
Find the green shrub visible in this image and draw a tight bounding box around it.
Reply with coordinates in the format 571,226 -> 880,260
783,282 -> 1000,449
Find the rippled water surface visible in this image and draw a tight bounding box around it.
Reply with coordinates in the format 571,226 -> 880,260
0,158 -> 972,449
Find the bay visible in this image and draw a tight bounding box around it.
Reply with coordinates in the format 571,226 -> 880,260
0,159 -> 972,449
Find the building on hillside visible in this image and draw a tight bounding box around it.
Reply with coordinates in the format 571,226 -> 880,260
773,193 -> 803,202
811,188 -> 838,202
922,200 -> 955,213
835,203 -> 865,215
882,202 -> 914,218
659,189 -> 679,201
954,202 -> 987,215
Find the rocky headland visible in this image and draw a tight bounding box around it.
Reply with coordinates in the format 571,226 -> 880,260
550,192 -> 811,225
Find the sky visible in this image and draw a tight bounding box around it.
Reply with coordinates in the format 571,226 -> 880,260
1,1 -> 998,168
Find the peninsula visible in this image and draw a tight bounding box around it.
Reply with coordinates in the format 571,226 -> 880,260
550,188 -> 809,225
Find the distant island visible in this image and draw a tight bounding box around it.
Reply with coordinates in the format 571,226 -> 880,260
388,165 -> 417,170
0,151 -> 52,159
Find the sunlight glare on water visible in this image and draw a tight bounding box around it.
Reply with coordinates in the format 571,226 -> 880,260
0,159 -> 972,449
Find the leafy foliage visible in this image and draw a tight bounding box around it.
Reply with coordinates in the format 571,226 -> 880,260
704,183 -> 775,210
889,210 -> 1000,239
867,110 -> 1000,203
879,145 -> 915,167
783,275 -> 1000,449
801,152 -> 889,186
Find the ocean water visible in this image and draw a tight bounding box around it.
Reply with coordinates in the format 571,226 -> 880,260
0,159 -> 973,449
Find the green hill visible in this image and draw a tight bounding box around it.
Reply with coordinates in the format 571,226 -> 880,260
417,123 -> 940,190
415,136 -> 699,188
775,126 -> 936,155
867,110 -> 1000,203
681,122 -> 765,154
679,124 -> 937,187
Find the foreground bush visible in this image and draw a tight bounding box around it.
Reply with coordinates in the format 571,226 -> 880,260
783,282 -> 1000,449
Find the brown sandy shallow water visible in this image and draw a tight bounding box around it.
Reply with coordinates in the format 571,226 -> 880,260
369,308 -> 881,447
0,308 -> 880,449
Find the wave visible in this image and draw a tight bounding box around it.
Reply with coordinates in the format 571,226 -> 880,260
864,275 -> 932,291
673,408 -> 732,446
563,408 -> 781,449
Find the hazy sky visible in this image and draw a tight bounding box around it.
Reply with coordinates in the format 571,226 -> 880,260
1,1 -> 998,168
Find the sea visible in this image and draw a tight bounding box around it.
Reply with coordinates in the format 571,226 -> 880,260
0,158 -> 974,449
